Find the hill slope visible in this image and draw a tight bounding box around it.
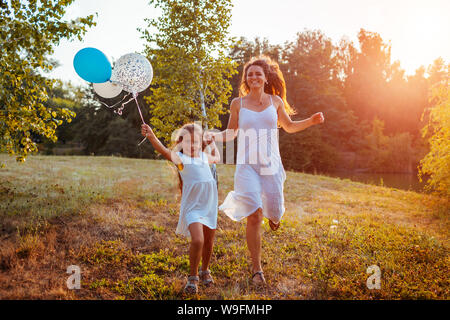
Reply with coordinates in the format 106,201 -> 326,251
0,154 -> 448,299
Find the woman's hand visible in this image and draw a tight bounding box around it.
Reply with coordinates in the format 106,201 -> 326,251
141,124 -> 153,138
204,135 -> 220,164
309,112 -> 325,125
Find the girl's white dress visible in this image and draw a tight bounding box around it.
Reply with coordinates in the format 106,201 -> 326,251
219,95 -> 287,223
176,151 -> 218,237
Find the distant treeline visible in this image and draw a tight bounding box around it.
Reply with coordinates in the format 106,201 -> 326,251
38,29 -> 448,175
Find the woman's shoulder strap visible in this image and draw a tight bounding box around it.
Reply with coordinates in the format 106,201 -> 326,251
200,150 -> 207,163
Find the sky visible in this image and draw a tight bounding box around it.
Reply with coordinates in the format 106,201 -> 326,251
49,0 -> 450,86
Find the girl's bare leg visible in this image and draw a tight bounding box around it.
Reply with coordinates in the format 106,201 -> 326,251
188,222 -> 204,276
201,225 -> 216,272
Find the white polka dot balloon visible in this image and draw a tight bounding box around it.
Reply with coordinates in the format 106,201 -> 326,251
111,53 -> 153,94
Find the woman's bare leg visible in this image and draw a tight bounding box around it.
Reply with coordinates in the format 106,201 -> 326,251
246,208 -> 263,273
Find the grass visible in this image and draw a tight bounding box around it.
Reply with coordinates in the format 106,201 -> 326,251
0,153 -> 448,299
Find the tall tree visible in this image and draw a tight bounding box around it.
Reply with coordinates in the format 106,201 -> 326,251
343,29 -> 393,126
140,0 -> 237,143
0,0 -> 95,163
82,87 -> 156,158
418,83 -> 450,197
279,30 -> 361,172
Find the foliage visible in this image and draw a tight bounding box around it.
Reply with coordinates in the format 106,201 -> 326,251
1,0 -> 445,179
279,30 -> 362,172
79,241 -> 183,299
224,30 -> 447,174
418,84 -> 450,197
360,117 -> 416,173
341,28 -> 439,139
343,29 -> 393,125
140,0 -> 237,142
0,0 -> 95,162
39,83 -> 157,158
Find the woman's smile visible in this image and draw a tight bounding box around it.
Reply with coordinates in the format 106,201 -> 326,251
247,65 -> 266,88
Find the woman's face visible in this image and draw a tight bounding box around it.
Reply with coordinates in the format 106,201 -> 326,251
246,65 -> 266,89
181,131 -> 203,157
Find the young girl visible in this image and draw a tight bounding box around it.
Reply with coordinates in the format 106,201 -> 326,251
141,122 -> 220,294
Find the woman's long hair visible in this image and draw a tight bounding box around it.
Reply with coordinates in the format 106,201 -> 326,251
169,123 -> 207,195
239,55 -> 296,124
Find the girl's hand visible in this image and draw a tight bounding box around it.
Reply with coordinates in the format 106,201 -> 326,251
203,131 -> 215,144
141,124 -> 153,137
310,112 -> 325,125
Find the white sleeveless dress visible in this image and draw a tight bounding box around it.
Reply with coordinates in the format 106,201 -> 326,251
219,95 -> 287,223
176,151 -> 218,237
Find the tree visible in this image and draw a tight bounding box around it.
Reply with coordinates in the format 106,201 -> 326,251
140,0 -> 237,143
343,29 -> 393,126
427,57 -> 449,87
418,84 -> 450,197
279,30 -> 359,172
0,0 -> 95,163
39,80 -> 83,154
71,88 -> 155,158
359,117 -> 415,173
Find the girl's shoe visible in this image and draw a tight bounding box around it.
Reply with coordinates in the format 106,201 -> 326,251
268,219 -> 280,231
184,275 -> 199,294
252,271 -> 266,286
199,269 -> 214,286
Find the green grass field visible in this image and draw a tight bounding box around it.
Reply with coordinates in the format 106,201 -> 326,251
0,154 -> 448,299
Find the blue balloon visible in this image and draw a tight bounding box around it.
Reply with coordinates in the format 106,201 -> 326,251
73,47 -> 112,83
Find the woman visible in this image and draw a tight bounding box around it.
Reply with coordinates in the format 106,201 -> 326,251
205,55 -> 324,285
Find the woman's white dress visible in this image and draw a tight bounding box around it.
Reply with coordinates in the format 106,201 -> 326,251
219,95 -> 287,223
176,151 -> 218,237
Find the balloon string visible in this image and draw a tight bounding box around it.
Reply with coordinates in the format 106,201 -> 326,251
133,92 -> 146,124
97,93 -> 134,116
132,92 -> 148,146
97,92 -> 148,146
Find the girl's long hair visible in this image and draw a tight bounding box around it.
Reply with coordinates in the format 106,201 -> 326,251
169,123 -> 207,195
239,55 -> 296,125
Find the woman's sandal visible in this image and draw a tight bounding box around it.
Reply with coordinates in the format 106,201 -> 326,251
199,269 -> 214,286
252,271 -> 266,286
184,275 -> 199,294
268,219 -> 280,231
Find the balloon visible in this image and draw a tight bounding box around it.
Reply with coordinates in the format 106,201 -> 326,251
112,53 -> 153,94
93,81 -> 123,99
73,47 -> 112,83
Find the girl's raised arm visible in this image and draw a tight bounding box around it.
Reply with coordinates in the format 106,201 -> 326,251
141,124 -> 182,167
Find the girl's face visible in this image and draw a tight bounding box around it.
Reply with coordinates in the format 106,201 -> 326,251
181,131 -> 203,157
246,65 -> 266,89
